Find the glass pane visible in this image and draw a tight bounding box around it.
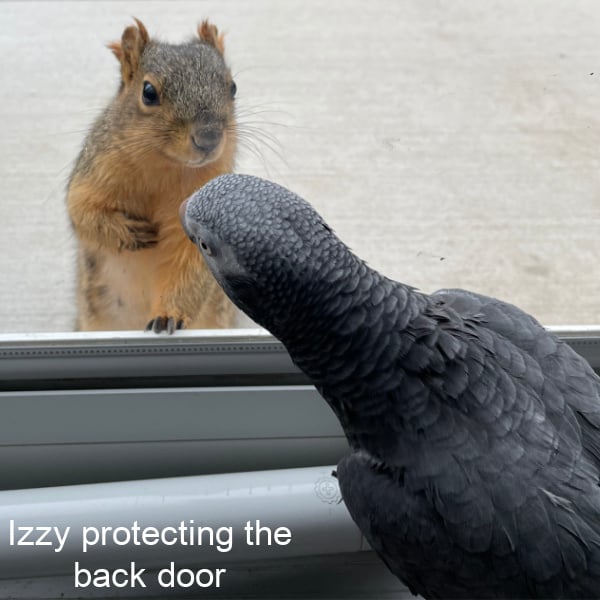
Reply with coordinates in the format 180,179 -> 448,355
2,4 -> 599,337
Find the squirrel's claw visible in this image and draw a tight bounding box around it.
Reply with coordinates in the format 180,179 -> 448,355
145,316 -> 185,334
120,212 -> 159,251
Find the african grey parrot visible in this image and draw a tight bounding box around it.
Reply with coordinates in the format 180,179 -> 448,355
180,173 -> 600,599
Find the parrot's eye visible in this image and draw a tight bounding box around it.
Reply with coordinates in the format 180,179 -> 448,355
200,240 -> 213,256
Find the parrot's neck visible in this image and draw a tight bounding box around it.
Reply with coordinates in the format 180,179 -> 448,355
270,254 -> 432,452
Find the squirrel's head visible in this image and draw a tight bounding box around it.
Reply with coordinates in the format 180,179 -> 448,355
108,19 -> 236,169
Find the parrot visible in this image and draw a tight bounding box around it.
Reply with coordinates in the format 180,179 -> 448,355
180,173 -> 600,599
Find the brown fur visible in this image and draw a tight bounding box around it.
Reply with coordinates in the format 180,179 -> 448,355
68,19 -> 237,332
198,19 -> 225,54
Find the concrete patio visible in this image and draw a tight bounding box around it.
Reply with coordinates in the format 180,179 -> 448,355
2,0 -> 600,333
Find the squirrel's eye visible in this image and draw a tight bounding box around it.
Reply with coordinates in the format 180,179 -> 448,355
142,81 -> 160,106
230,81 -> 237,99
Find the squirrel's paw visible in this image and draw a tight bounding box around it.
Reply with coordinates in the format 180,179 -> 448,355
118,212 -> 159,250
145,316 -> 185,335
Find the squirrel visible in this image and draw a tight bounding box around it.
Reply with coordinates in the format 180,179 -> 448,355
67,19 -> 238,334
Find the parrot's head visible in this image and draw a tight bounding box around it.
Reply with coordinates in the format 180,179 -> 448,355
180,173 -> 351,333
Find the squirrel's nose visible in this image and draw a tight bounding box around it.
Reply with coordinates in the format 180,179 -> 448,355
191,129 -> 222,154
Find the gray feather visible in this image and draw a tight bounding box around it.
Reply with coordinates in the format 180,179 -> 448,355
182,174 -> 600,599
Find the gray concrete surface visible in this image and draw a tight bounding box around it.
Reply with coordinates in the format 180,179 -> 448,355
1,0 -> 600,333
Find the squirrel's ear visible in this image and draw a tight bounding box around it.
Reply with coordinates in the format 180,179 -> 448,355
108,18 -> 150,83
198,19 -> 225,55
